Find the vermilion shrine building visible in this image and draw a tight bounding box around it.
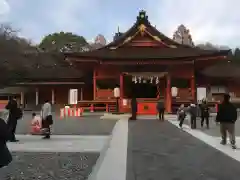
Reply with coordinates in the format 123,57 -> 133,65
64,10 -> 229,114
1,11 -> 235,114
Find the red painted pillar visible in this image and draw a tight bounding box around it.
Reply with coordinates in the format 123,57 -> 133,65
119,73 -> 124,113
166,75 -> 172,113
93,70 -> 96,100
191,75 -> 196,102
120,73 -> 124,98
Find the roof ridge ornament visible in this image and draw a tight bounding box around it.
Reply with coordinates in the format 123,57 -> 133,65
138,24 -> 146,36
137,10 -> 149,24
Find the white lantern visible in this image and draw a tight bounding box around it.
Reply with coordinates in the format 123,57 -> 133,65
114,87 -> 120,98
122,99 -> 127,106
132,76 -> 137,84
171,87 -> 178,97
150,77 -> 153,84
69,89 -> 78,104
138,76 -> 142,83
155,77 -> 159,84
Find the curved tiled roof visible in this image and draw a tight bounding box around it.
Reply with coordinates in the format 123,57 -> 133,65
66,46 -> 230,61
65,10 -> 230,61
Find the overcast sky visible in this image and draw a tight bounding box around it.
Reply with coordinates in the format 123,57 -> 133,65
0,0 -> 239,47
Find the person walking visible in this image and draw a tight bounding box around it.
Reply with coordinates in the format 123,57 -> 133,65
200,99 -> 210,129
178,104 -> 186,128
216,94 -> 238,149
156,99 -> 165,121
187,102 -> 197,129
41,100 -> 53,139
0,109 -> 12,169
5,96 -> 22,142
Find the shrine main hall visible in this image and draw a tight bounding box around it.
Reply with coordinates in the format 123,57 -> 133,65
1,10 -> 235,114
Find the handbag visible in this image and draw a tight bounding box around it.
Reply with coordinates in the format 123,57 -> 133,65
15,107 -> 23,120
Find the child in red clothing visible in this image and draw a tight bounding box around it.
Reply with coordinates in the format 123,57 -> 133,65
30,113 -> 42,135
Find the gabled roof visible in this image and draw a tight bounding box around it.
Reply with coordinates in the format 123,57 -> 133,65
104,10 -> 190,49
65,10 -> 230,61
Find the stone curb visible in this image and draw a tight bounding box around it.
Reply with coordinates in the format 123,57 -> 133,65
100,113 -> 131,120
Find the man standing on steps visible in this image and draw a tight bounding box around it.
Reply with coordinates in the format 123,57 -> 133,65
157,99 -> 165,121
216,94 -> 238,149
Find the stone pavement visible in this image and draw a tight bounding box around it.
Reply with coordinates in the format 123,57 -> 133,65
4,114 -> 240,180
16,112 -> 117,135
1,113 -> 116,180
7,135 -> 109,152
168,116 -> 240,163
0,152 -> 99,180
126,119 -> 240,180
0,134 -> 110,180
177,114 -> 240,137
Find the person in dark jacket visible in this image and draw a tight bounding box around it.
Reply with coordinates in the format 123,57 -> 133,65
187,103 -> 197,129
200,99 -> 210,129
216,94 -> 238,149
5,97 -> 19,142
178,104 -> 186,128
156,99 -> 165,121
129,97 -> 138,120
0,110 -> 12,168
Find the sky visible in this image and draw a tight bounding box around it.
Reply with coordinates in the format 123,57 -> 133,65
0,0 -> 240,47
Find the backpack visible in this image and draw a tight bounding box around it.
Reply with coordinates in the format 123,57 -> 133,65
15,108 -> 23,120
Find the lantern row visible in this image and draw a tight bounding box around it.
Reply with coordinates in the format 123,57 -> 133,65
132,76 -> 160,84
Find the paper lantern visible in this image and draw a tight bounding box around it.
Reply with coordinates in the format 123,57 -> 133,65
122,99 -> 127,106
155,77 -> 159,84
114,87 -> 120,98
171,87 -> 178,97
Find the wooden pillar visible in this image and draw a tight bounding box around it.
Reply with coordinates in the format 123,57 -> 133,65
120,73 -> 124,98
20,92 -> 24,105
51,89 -> 55,104
80,88 -> 83,100
35,88 -> 39,105
191,75 -> 196,102
166,75 -> 172,113
93,70 -> 97,100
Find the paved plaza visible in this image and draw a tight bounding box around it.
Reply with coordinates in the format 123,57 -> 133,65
178,114 -> 240,137
127,119 -> 240,180
2,114 -> 240,180
16,112 -> 117,135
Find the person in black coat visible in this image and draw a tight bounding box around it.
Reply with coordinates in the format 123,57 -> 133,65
178,104 -> 186,128
216,94 -> 238,149
200,99 -> 210,129
187,103 -> 197,129
156,99 -> 165,121
0,110 -> 12,168
130,97 -> 138,120
5,97 -> 19,142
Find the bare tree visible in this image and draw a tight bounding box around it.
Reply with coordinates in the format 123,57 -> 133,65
0,24 -> 34,86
